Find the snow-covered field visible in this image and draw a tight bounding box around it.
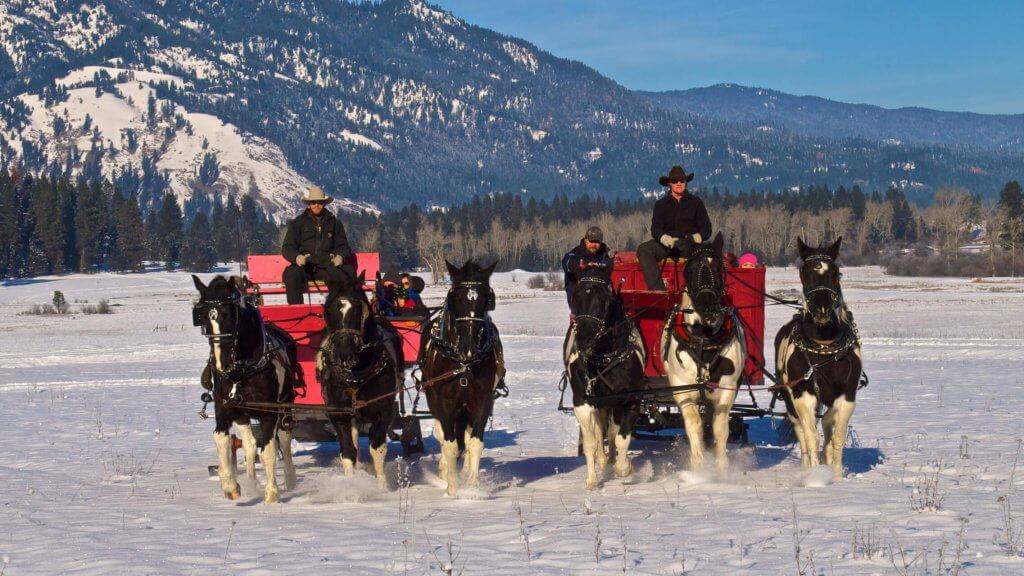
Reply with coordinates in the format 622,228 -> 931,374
1,266 -> 1023,575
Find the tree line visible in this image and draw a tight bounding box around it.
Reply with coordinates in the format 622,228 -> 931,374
0,169 -> 278,279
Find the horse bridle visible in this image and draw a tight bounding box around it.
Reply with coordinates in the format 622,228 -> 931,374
684,247 -> 726,330
801,253 -> 843,313
322,295 -> 380,371
435,281 -> 496,364
193,293 -> 263,371
572,276 -> 614,355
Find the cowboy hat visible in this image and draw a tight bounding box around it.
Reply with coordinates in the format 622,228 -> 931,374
301,185 -> 333,204
659,165 -> 695,186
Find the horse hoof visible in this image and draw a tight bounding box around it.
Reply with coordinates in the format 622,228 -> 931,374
446,485 -> 458,498
264,492 -> 279,504
585,478 -> 599,491
614,464 -> 633,478
224,484 -> 241,500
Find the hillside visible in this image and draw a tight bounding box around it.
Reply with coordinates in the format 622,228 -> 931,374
1,0 -> 1022,217
643,84 -> 1024,152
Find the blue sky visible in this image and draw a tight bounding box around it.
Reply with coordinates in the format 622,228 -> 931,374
432,0 -> 1024,114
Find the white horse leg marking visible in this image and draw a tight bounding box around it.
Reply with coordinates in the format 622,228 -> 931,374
214,431 -> 239,500
574,404 -> 601,490
370,441 -> 388,488
442,439 -> 460,496
822,404 -> 836,468
261,435 -> 279,504
434,419 -> 448,483
711,391 -> 737,473
277,428 -> 296,491
463,426 -> 484,487
594,408 -> 609,470
678,395 -> 705,471
791,391 -> 819,467
236,423 -> 258,480
341,421 -> 359,475
612,427 -> 633,478
827,398 -> 855,477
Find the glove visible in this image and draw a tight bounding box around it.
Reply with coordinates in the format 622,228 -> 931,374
691,233 -> 703,244
674,236 -> 694,252
295,254 -> 308,266
659,234 -> 678,249
330,254 -> 343,267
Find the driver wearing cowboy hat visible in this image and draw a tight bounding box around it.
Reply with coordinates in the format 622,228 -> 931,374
636,165 -> 712,291
281,185 -> 355,304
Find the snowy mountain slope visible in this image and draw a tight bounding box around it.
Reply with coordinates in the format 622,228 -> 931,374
0,65 -> 375,219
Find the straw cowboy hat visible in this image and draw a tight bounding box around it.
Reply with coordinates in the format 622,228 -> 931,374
659,165 -> 695,187
301,185 -> 333,204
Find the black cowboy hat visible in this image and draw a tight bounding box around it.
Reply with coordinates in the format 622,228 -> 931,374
659,165 -> 695,187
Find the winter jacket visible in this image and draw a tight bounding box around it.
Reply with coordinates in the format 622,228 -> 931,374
281,209 -> 352,267
561,240 -> 613,302
650,193 -> 712,245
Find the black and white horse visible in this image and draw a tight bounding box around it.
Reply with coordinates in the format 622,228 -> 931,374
192,275 -> 298,503
775,237 -> 863,478
421,260 -> 505,497
563,267 -> 646,489
660,233 -> 747,473
317,272 -> 401,488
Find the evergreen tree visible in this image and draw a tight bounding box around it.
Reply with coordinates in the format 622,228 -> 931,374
111,192 -> 146,272
182,211 -> 216,272
73,178 -> 103,272
998,181 -> 1023,220
156,191 -> 184,269
198,152 -> 220,187
28,176 -> 64,274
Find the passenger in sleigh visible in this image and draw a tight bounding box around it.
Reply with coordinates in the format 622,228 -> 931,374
561,226 -> 613,307
375,273 -> 427,316
636,165 -> 712,291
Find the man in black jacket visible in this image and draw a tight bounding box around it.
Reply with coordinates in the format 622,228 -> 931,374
281,186 -> 354,304
637,165 -> 712,291
561,226 -> 613,305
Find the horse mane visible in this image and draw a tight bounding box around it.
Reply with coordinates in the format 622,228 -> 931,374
451,259 -> 496,283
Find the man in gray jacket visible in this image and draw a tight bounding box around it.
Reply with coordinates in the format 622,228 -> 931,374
281,186 -> 354,304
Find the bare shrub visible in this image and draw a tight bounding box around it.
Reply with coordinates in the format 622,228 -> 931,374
81,299 -> 113,314
526,274 -> 546,289
910,460 -> 945,512
887,519 -> 966,576
543,272 -> 564,291
998,495 -> 1024,556
851,522 -> 883,560
21,304 -> 57,316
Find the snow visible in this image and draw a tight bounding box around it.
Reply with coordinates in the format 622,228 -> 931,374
3,65 -> 377,220
1,266 -> 1023,574
338,129 -> 384,151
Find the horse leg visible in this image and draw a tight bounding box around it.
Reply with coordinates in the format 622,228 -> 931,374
594,408 -> 610,470
258,419 -> 279,504
826,397 -> 855,478
611,407 -> 634,478
277,427 -> 296,491
433,418 -> 449,484
711,396 -> 735,474
821,403 -> 836,469
439,418 -> 460,497
331,416 -> 358,475
236,421 -> 259,481
214,409 -> 240,500
606,412 -> 620,470
790,391 -> 820,468
368,419 -> 389,489
677,394 -> 705,471
573,404 -> 601,490
463,405 -> 492,488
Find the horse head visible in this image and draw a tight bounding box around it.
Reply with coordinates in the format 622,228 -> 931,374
323,271 -> 374,371
682,232 -> 726,332
444,259 -> 497,362
570,266 -> 614,353
192,274 -> 259,373
797,236 -> 844,326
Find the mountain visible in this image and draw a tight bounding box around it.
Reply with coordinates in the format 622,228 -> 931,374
642,84 -> 1024,152
0,0 -> 1022,218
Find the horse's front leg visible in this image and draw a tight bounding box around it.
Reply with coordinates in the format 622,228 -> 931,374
235,421 -> 259,481
594,407 -> 610,470
789,389 -> 819,468
277,427 -> 296,491
710,390 -> 737,474
437,417 -> 460,497
256,420 -> 279,504
676,392 -> 705,471
463,402 -> 493,488
214,408 -> 240,500
573,404 -> 601,490
331,415 -> 359,475
825,397 -> 855,478
611,406 -> 636,478
367,417 -> 390,489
